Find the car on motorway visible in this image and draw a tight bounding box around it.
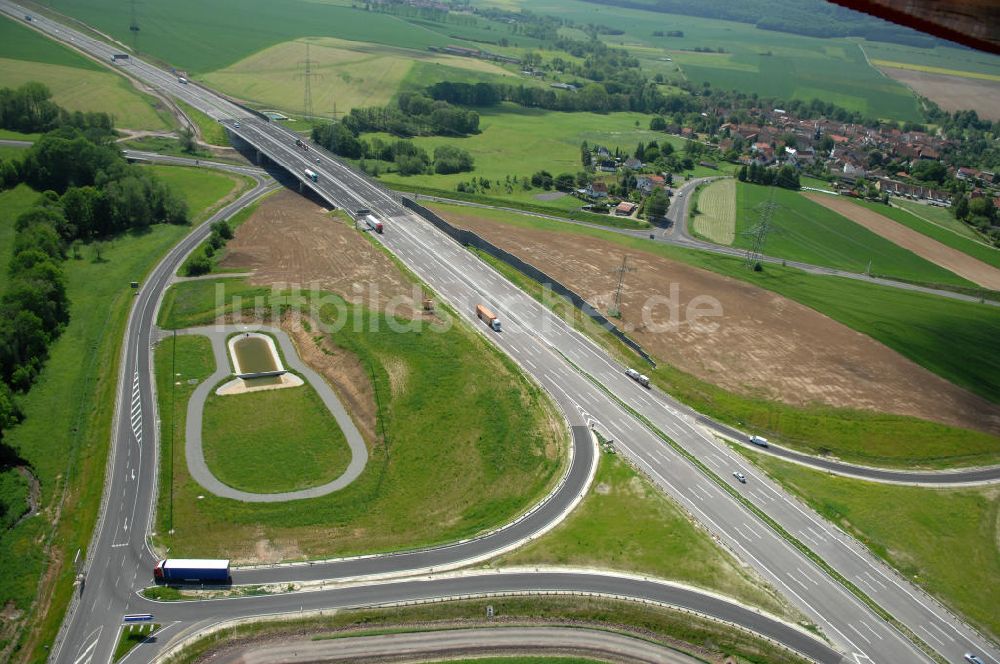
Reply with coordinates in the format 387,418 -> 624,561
733,471 -> 746,483
965,654 -> 985,664
234,122 -> 240,128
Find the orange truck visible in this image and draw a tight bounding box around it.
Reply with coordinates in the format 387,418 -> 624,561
476,304 -> 501,331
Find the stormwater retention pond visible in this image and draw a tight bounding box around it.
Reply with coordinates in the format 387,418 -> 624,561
219,332 -> 302,394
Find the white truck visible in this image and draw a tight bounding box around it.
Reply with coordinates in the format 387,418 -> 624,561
356,208 -> 383,234
625,367 -> 650,388
749,435 -> 769,448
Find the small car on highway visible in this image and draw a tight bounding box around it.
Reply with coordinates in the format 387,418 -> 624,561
733,471 -> 746,484
964,654 -> 985,664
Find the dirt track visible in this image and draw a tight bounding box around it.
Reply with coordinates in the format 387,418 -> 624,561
439,207 -> 1000,435
803,193 -> 1000,290
220,190 -> 421,315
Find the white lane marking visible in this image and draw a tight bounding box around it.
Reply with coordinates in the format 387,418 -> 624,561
858,620 -> 884,641
917,624 -> 945,646
797,567 -> 819,585
855,575 -> 878,593
927,621 -> 956,643
848,623 -> 872,645
786,571 -> 809,591
73,626 -> 103,664
862,571 -> 887,590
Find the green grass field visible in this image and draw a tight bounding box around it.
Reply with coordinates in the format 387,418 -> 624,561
747,452 -> 1000,640
891,199 -> 986,243
502,0 -> 923,121
148,164 -> 248,222
154,277 -> 565,560
202,377 -> 352,493
0,165 -> 238,661
432,202 -> 1000,467
374,104 -> 679,198
203,37 -> 521,117
734,183 -> 973,287
176,99 -> 229,146
0,17 -> 171,131
502,450 -> 793,617
690,177 -> 735,244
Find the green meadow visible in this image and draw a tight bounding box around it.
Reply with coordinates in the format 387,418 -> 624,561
735,183 -> 973,287
0,17 -> 171,130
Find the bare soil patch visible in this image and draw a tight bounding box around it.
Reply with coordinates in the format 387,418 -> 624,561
803,193 -> 1000,290
441,208 -> 1000,435
219,190 -> 420,316
878,66 -> 1000,121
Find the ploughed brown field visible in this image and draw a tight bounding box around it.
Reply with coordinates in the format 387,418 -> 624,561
877,66 -> 1000,122
437,206 -> 1000,436
220,189 -> 421,316
803,192 -> 1000,291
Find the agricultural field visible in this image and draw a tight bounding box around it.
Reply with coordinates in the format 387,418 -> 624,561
874,65 -> 1000,121
891,198 -> 988,243
202,377 -> 352,494
734,183 -> 973,288
746,452 -> 1000,641
491,0 -> 923,121
803,193 -> 1000,290
690,177 -> 735,244
430,202 -> 1000,467
0,165 -> 239,661
501,450 -> 795,618
0,17 -> 171,131
203,37 -> 522,117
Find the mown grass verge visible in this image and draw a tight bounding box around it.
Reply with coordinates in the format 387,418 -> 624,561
113,623 -> 160,663
454,209 -> 1000,468
202,374 -> 352,494
175,99 -> 229,147
153,278 -> 565,561
742,450 -> 1000,642
500,449 -> 796,620
159,597 -> 812,664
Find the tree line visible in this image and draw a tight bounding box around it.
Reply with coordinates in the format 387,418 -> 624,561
311,124 -> 474,177
342,93 -> 480,138
0,84 -> 190,462
737,163 -> 801,189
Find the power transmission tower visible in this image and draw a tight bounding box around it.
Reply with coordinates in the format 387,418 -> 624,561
128,0 -> 141,53
743,190 -> 776,271
609,254 -> 635,318
298,42 -> 319,120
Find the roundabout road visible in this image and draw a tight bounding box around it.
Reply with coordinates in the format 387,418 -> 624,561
178,325 -> 368,502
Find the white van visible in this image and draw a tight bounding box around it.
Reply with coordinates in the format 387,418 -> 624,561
749,435 -> 769,448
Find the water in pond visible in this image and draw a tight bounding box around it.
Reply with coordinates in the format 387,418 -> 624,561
234,336 -> 278,374
243,375 -> 283,388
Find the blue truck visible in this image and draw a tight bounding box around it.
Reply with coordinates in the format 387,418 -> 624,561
153,558 -> 230,584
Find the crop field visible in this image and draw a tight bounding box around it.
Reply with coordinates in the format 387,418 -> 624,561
502,450 -> 794,617
497,0 -> 923,121
203,37 -> 517,117
0,18 -> 171,131
202,378 -> 351,494
804,193 -> 1000,289
875,65 -> 1000,121
45,0 -> 451,74
690,178 -> 735,244
0,164 -> 237,661
860,40 -> 1000,79
734,184 -> 972,287
431,202 -> 1000,467
749,452 -> 1000,640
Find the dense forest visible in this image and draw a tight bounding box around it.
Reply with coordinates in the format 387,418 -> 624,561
578,0 -> 943,47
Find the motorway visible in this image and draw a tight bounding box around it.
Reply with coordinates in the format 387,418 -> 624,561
3,4 -> 997,664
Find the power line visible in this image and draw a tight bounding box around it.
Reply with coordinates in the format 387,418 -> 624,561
128,0 -> 140,53
297,41 -> 320,120
743,189 -> 777,270
609,254 -> 635,318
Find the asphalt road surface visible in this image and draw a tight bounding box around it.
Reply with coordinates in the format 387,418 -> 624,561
4,4 -> 996,664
